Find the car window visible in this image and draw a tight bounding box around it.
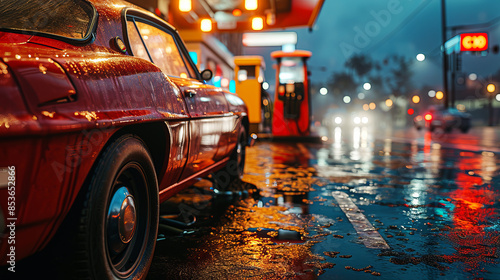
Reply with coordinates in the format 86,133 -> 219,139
126,21 -> 151,62
126,17 -> 197,79
0,0 -> 95,40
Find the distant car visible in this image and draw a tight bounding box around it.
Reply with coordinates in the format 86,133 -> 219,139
0,0 -> 249,279
414,107 -> 471,133
323,108 -> 370,128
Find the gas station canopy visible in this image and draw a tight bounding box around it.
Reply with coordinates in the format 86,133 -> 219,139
170,0 -> 325,32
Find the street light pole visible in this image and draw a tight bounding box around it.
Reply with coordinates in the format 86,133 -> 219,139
441,0 -> 449,109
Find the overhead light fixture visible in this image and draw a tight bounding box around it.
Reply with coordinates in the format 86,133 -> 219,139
245,0 -> 258,11
179,0 -> 191,12
201,19 -> 213,32
251,17 -> 264,31
242,32 -> 297,47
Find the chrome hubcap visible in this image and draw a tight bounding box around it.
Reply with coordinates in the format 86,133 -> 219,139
107,186 -> 137,254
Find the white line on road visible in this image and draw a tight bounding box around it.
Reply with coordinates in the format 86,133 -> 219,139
332,191 -> 390,250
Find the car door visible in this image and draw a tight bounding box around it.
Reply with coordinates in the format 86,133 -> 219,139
125,14 -> 231,178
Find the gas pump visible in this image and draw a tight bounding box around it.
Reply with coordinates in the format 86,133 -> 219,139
271,50 -> 312,136
234,56 -> 267,133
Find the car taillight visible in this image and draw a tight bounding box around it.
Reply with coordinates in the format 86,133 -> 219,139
424,114 -> 433,121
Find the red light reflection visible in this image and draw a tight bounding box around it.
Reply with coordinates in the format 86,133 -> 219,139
444,170 -> 498,274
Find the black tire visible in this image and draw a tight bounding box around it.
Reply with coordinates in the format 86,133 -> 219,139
75,135 -> 159,280
213,125 -> 247,191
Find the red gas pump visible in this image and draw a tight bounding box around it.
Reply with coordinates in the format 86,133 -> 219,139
271,50 -> 312,136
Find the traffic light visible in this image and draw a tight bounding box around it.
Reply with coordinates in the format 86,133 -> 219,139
460,33 -> 488,52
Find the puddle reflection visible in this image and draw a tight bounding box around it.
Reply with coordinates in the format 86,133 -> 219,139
149,129 -> 499,280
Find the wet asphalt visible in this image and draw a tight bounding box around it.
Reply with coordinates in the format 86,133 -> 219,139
148,126 -> 500,280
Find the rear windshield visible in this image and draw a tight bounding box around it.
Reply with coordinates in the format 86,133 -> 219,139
0,0 -> 95,40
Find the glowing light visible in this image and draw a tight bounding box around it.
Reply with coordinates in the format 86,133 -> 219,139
343,96 -> 351,103
180,73 -> 188,78
262,82 -> 270,90
363,82 -> 371,90
487,83 -> 496,93
232,9 -> 242,17
385,99 -> 393,107
242,32 -> 297,47
251,17 -> 264,31
416,54 -> 425,61
179,0 -> 191,12
412,95 -> 420,104
425,113 -> 433,121
361,117 -> 368,124
320,87 -> 328,95
407,108 -> 414,115
213,76 -> 221,87
245,0 -> 258,11
496,94 -> 500,102
201,19 -> 213,32
369,102 -> 376,110
221,78 -> 229,88
428,90 -> 436,97
358,92 -> 365,99
460,33 -> 488,52
468,73 -> 477,81
189,51 -> 198,65
334,117 -> 342,124
354,117 -> 361,124
229,80 -> 236,93
436,91 -> 444,100
363,104 -> 369,111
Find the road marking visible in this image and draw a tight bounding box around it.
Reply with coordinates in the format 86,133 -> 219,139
332,191 -> 390,249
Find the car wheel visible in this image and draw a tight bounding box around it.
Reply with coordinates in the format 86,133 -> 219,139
213,125 -> 247,191
75,135 -> 159,280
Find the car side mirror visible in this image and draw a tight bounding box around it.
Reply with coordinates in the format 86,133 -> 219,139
200,69 -> 213,81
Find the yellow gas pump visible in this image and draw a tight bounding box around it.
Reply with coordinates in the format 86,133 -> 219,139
234,56 -> 266,133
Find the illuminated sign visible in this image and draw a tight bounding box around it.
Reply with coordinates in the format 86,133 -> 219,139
460,33 -> 488,52
242,32 -> 297,47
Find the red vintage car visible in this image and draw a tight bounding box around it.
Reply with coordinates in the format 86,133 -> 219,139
0,0 -> 249,278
